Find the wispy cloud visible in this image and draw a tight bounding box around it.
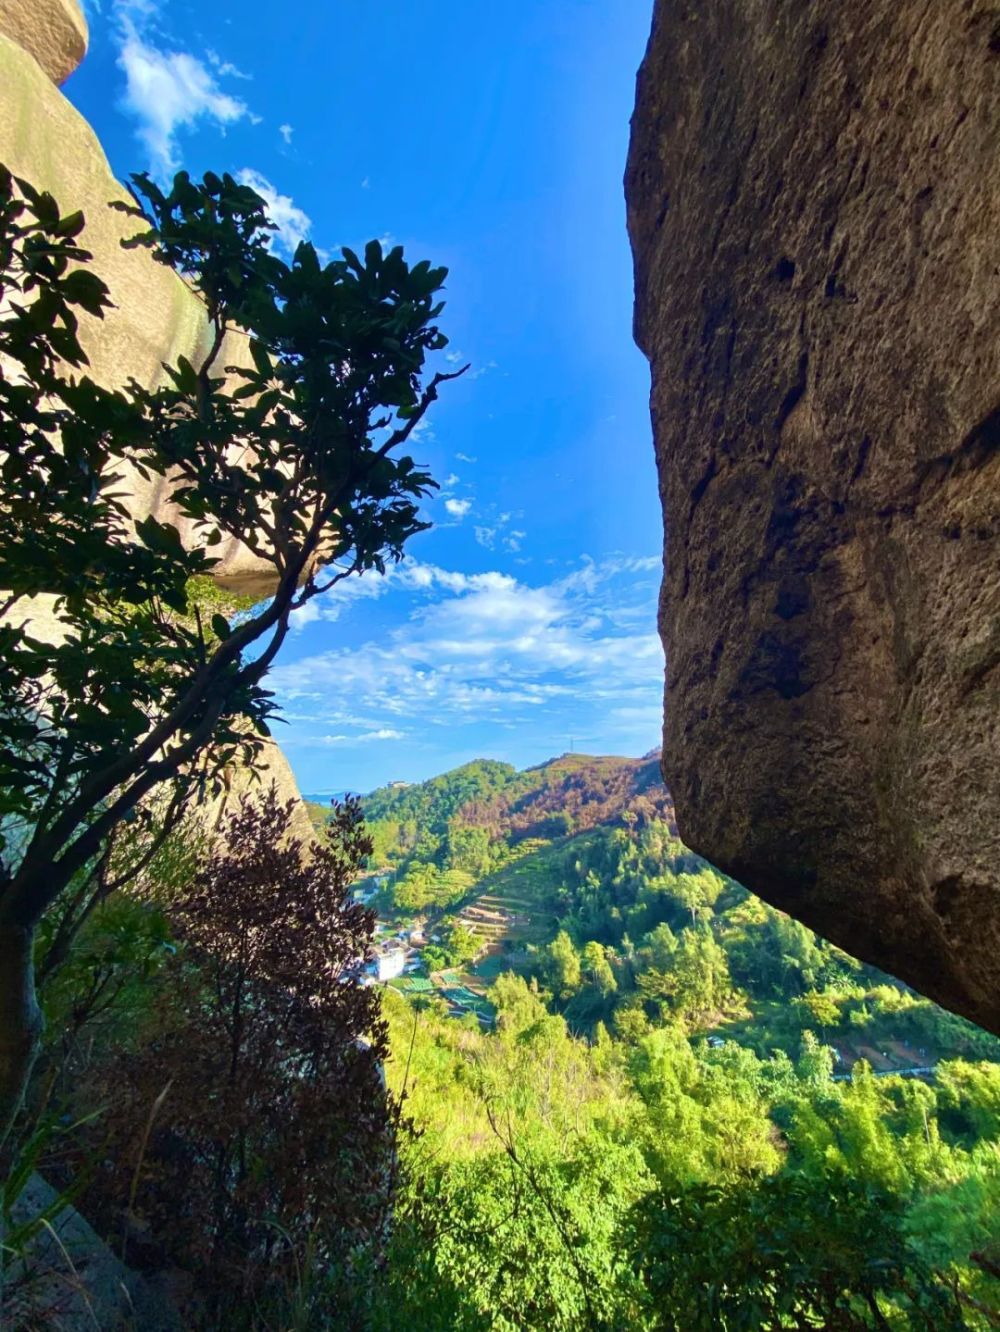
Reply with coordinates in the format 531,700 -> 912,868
206,49 -> 250,80
474,508 -> 526,554
278,122 -> 294,145
288,563 -> 393,633
467,359 -> 498,381
114,2 -> 253,181
306,728 -> 405,747
444,497 -> 472,519
273,556 -> 664,752
236,169 -> 312,257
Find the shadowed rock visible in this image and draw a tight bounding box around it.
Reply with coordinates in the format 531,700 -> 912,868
626,0 -> 1000,1032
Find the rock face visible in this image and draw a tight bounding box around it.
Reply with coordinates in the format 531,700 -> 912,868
9,1174 -> 181,1331
0,8 -> 314,839
0,0 -> 87,85
0,29 -> 276,599
626,1 -> 1000,1032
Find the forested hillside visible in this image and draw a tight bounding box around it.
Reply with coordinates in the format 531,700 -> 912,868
304,753 -> 1000,1327
357,752 -> 675,863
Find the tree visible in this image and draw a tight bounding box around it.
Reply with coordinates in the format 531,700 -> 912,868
0,166 -> 461,1138
77,788 -> 391,1322
629,1172 -> 966,1331
547,930 -> 582,1001
583,940 -> 617,998
637,928 -> 730,1025
936,1060 -> 1000,1142
798,989 -> 842,1034
446,823 -> 492,877
672,870 -> 724,927
797,1029 -> 836,1087
446,923 -> 481,966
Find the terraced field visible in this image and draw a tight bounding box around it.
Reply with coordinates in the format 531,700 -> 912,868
380,830 -> 608,1020
445,832 -> 611,998
452,837 -> 576,955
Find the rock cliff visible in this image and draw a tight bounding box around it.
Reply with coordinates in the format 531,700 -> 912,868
0,20 -> 276,600
1,0 -> 87,84
0,1 -> 312,839
626,1 -> 1000,1032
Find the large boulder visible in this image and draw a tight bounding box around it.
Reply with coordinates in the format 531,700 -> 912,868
626,1 -> 1000,1031
0,0 -> 87,85
0,30 -> 277,599
0,22 -> 314,840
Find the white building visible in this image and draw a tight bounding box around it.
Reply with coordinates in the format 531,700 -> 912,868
375,948 -> 407,982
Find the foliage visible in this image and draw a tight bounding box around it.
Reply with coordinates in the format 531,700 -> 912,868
354,761 -> 1000,1332
12,735 -> 1000,1329
379,1135 -> 650,1331
76,789 -> 391,1323
629,1173 -> 968,1330
374,973 -> 1000,1331
0,162 -> 456,1135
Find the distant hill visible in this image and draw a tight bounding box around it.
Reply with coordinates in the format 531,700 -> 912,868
458,752 -> 675,842
363,759 -> 519,834
351,748 -> 1000,1087
362,751 -> 675,846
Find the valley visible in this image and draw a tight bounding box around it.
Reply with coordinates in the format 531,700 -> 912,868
308,753 -> 1000,1076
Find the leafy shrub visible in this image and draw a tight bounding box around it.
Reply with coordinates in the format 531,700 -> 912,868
77,789 -> 393,1324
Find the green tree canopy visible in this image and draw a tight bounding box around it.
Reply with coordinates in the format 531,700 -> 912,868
0,165 -> 459,1137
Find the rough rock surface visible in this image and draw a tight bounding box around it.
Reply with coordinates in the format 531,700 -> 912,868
0,32 -> 278,599
8,1173 -> 181,1330
0,0 -> 87,85
626,0 -> 1000,1032
0,24 -> 314,840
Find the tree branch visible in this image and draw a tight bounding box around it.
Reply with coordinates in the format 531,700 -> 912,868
375,366 -> 469,458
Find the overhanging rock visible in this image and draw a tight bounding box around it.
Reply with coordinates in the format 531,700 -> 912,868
626,0 -> 1000,1032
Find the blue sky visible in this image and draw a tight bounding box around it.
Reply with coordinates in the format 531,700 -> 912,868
66,0 -> 664,793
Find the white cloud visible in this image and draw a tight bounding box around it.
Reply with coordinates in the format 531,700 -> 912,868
115,7 -> 252,181
475,509 -> 525,554
206,49 -> 250,80
279,122 -> 294,145
310,728 -> 404,746
441,352 -> 495,378
289,563 -> 396,632
236,169 -> 312,257
455,452 -> 477,464
467,359 -> 498,380
409,417 -> 435,445
289,599 -> 322,631
444,497 -> 472,519
443,473 -> 460,488
272,556 -> 664,749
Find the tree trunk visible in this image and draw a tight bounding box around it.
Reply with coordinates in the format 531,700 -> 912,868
0,921 -> 43,1150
